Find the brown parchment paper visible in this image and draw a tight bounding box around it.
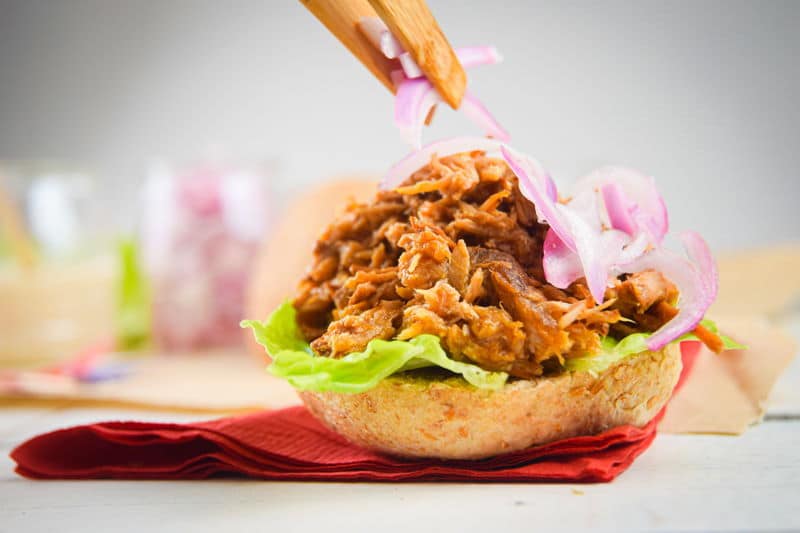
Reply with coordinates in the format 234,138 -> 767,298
660,315 -> 797,434
711,245 -> 800,317
660,242 -> 800,433
0,351 -> 300,413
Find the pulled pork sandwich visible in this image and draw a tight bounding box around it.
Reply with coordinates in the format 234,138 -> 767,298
244,138 -> 738,460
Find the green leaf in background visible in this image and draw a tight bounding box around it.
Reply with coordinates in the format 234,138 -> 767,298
116,238 -> 151,350
242,302 -> 508,393
244,302 -> 746,393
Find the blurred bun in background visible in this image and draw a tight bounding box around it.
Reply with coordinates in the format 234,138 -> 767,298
245,178 -> 375,360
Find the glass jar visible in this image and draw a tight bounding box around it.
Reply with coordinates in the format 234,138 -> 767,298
0,161 -> 119,368
140,160 -> 272,352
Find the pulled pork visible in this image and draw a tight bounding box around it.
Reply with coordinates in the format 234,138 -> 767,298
294,151 -> 679,378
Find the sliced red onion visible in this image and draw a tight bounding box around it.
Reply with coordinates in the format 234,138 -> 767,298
500,146 -> 574,248
574,166 -> 668,242
395,77 -> 509,149
544,172 -> 558,202
543,222 -> 648,299
556,196 -> 628,303
681,230 -> 718,302
363,20 -> 507,148
615,232 -> 716,351
457,46 -> 503,69
460,92 -> 511,142
399,46 -> 503,79
601,183 -> 637,236
380,137 -> 503,190
504,147 -> 646,303
398,52 -> 423,79
395,78 -> 442,148
542,229 -> 582,289
617,231 -> 650,264
358,17 -> 403,59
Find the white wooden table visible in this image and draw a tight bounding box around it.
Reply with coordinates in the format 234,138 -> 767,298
2,319 -> 798,532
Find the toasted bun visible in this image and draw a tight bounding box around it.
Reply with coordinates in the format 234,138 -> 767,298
300,344 -> 681,459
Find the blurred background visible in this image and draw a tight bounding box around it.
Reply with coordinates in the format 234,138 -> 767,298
2,0 -> 799,248
0,0 -> 798,404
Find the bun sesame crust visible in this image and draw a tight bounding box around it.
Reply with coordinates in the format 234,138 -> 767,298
299,344 -> 681,459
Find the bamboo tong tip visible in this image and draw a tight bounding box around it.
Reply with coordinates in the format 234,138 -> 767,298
301,0 -> 466,108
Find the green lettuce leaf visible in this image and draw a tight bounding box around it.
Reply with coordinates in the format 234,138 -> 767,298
241,301 -> 508,393
564,319 -> 746,375
243,302 -> 745,393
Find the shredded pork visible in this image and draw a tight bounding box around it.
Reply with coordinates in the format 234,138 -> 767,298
294,151 -> 680,377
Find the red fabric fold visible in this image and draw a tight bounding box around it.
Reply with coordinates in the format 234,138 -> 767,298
10,344 -> 699,483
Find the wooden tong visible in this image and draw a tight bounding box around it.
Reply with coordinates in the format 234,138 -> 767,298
299,0 -> 466,109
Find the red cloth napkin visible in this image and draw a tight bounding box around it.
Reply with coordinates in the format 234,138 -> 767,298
10,344 -> 700,483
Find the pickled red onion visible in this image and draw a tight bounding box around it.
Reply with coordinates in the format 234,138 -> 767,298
362,18 -> 507,149
500,146 -> 574,248
399,46 -> 503,79
456,46 -> 504,69
502,145 -> 620,301
542,229 -> 581,290
501,147 -> 699,311
574,167 -> 668,242
615,232 -> 717,351
358,17 -> 403,58
460,93 -> 511,142
601,184 -> 638,236
682,230 -> 719,303
395,77 -> 508,149
398,53 -> 422,79
395,78 -> 441,148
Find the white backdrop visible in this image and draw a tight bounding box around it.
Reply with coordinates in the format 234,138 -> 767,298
1,0 -> 798,250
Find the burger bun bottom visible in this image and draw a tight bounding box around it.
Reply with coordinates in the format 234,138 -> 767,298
300,344 -> 681,460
